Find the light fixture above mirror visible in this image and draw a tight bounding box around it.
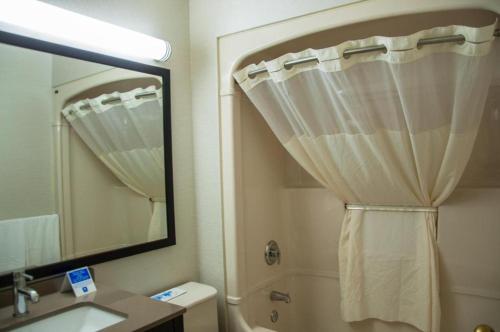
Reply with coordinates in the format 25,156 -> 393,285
0,0 -> 172,62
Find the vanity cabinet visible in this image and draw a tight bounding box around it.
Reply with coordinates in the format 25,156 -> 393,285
0,283 -> 186,332
146,315 -> 184,332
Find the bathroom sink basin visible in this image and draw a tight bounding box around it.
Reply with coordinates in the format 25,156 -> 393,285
11,304 -> 126,332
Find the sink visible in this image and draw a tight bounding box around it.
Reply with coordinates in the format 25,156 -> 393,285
11,304 -> 126,332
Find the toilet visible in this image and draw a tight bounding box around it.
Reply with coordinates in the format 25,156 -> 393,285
168,282 -> 218,332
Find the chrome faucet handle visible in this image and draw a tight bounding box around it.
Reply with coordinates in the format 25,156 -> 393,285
22,273 -> 33,281
16,272 -> 33,280
13,271 -> 33,284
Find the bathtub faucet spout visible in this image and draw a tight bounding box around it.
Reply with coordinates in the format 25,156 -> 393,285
270,290 -> 291,303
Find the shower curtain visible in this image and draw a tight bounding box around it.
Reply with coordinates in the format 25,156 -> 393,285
62,86 -> 166,241
234,22 -> 498,332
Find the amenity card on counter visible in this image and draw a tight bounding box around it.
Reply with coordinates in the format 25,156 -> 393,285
62,266 -> 96,297
151,287 -> 187,302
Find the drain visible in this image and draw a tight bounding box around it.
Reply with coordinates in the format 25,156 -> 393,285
270,310 -> 279,323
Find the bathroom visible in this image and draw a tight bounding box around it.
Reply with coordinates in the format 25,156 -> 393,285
0,0 -> 498,331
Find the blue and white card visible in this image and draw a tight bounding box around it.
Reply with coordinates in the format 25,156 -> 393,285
65,267 -> 96,297
151,287 -> 186,302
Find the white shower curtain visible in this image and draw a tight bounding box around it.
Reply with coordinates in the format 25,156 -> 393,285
62,86 -> 166,241
234,22 -> 498,331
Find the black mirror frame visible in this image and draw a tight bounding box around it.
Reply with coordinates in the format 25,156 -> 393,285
0,30 -> 176,288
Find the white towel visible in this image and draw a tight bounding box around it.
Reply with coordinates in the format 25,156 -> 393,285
23,214 -> 61,267
0,218 -> 26,272
0,214 -> 60,273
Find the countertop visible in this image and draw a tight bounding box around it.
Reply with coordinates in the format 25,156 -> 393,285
0,283 -> 185,331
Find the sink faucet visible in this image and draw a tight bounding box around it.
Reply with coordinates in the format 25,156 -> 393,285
12,271 -> 39,317
270,290 -> 291,303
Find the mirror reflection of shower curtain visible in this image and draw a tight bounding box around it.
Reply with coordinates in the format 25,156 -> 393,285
62,86 -> 166,241
234,22 -> 498,332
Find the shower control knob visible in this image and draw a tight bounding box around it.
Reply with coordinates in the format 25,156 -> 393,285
265,240 -> 280,265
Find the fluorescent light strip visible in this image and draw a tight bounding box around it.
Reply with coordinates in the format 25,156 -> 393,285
0,0 -> 171,61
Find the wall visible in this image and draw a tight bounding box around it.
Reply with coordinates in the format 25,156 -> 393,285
52,56 -> 111,87
0,43 -> 56,220
38,0 -> 198,295
188,1 -> 361,328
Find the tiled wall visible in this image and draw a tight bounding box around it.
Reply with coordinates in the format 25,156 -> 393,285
284,188 -> 500,332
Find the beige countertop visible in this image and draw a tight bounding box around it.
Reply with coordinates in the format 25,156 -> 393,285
0,283 -> 185,331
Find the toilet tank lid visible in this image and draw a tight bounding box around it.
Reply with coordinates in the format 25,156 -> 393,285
168,282 -> 217,309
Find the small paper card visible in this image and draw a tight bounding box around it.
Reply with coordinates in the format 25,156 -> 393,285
151,287 -> 187,302
63,267 -> 96,297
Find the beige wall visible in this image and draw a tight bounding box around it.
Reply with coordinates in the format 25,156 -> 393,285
0,44 -> 56,220
37,0 -> 198,295
52,56 -> 111,87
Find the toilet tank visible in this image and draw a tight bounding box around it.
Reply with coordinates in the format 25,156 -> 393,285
168,282 -> 218,332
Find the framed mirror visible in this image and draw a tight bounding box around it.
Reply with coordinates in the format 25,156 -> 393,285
0,30 -> 175,288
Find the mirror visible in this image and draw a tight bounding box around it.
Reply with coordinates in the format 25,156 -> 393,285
0,31 -> 174,286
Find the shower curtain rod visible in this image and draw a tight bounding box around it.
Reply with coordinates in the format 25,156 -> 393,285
75,91 -> 158,111
99,91 -> 158,105
345,204 -> 438,213
246,28 -> 500,78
